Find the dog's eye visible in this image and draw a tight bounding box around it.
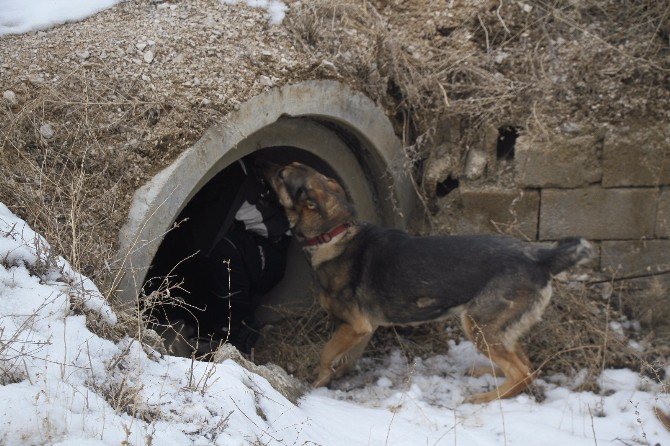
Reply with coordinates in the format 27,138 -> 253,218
305,199 -> 318,210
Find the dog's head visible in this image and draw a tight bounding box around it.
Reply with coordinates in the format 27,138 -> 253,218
257,160 -> 355,240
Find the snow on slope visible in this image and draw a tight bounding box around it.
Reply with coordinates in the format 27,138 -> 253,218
0,0 -> 288,37
1,202 -> 668,445
0,202 -> 307,445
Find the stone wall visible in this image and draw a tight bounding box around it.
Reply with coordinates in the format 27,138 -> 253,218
430,122 -> 670,282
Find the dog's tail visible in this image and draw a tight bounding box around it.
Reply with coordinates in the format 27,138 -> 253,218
536,237 -> 594,275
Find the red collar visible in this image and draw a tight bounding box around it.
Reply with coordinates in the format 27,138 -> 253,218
303,222 -> 354,246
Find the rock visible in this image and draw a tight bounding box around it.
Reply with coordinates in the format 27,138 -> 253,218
494,51 -> 508,64
464,149 -> 487,180
212,343 -> 306,403
516,134 -> 602,188
451,188 -> 540,238
40,123 -> 54,139
28,74 -> 45,85
601,240 -> 670,277
259,75 -> 274,87
136,42 -> 147,51
144,50 -> 155,63
602,124 -> 670,187
320,60 -> 337,72
76,50 -> 90,60
540,188 -> 657,240
560,122 -> 582,134
3,90 -> 18,106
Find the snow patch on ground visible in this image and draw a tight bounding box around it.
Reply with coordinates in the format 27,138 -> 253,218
0,202 -> 668,445
0,0 -> 288,36
220,0 -> 287,25
0,0 -> 123,36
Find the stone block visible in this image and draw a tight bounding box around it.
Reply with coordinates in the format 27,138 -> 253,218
623,276 -> 670,317
601,240 -> 670,277
540,188 -> 657,240
447,188 -> 539,238
602,125 -> 670,187
656,189 -> 670,237
515,134 -> 602,188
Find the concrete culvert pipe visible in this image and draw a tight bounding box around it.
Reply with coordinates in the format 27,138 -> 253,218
114,80 -> 415,353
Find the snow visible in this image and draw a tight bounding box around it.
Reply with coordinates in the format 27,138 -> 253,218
1,202 -> 669,445
0,0 -> 123,36
220,0 -> 287,25
0,0 -> 288,36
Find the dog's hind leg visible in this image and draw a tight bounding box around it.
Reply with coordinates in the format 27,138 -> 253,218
313,317 -> 374,388
461,313 -> 534,404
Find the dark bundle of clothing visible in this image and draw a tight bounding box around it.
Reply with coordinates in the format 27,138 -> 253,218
147,157 -> 290,355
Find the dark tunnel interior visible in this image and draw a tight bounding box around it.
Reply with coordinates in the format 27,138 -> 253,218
142,147 -> 341,355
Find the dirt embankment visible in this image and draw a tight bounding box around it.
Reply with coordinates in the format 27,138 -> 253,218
0,0 -> 322,284
2,0 -> 668,284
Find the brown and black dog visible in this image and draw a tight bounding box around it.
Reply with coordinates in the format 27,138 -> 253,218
261,161 -> 594,403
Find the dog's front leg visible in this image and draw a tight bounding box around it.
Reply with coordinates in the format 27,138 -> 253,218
332,332 -> 373,380
313,321 -> 374,388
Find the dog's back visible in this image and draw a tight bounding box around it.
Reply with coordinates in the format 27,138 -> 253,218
347,226 -> 592,327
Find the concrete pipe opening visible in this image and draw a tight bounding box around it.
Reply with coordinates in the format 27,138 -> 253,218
115,80 -> 415,351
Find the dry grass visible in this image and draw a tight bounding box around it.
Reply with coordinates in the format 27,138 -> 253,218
286,0 -> 670,199
0,67 -> 204,289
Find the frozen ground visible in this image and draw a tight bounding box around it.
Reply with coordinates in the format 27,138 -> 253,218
1,202 -> 669,445
0,0 -> 286,36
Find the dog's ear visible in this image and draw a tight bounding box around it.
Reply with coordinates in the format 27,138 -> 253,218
325,178 -> 345,195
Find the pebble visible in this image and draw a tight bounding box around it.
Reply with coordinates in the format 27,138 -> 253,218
320,60 -> 337,72
136,42 -> 147,51
464,149 -> 487,180
561,122 -> 582,134
28,74 -> 45,85
3,90 -> 18,106
144,51 -> 155,63
40,123 -> 55,139
76,50 -> 90,60
259,75 -> 274,87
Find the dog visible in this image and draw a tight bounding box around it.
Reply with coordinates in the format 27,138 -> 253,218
260,160 -> 594,403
